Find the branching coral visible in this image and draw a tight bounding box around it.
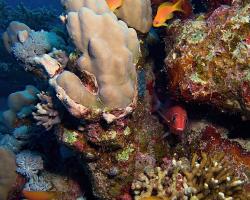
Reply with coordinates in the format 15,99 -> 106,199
183,152 -> 248,199
24,174 -> 52,191
0,148 -> 17,200
131,153 -> 249,200
131,167 -> 168,200
32,92 -> 61,131
16,150 -> 44,178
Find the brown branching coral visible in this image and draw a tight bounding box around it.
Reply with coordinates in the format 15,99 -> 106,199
183,152 -> 249,200
131,167 -> 168,200
131,158 -> 188,200
32,92 -> 61,131
131,153 -> 249,200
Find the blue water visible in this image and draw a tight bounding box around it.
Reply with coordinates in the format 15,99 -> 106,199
6,0 -> 61,10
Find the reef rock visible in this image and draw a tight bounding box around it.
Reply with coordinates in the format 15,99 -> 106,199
165,3 -> 250,119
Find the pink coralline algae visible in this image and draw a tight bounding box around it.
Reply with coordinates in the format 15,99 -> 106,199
165,2 -> 250,119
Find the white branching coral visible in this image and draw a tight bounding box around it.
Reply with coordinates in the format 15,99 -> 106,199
24,174 -> 52,191
16,150 -> 44,178
32,92 -> 61,131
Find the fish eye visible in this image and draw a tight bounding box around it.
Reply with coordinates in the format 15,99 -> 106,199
172,115 -> 177,122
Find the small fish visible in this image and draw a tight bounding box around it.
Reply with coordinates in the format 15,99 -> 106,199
22,190 -> 59,200
157,105 -> 188,135
153,0 -> 185,27
151,89 -> 188,135
106,0 -> 123,11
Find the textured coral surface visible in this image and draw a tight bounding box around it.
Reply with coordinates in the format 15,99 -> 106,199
165,3 -> 250,118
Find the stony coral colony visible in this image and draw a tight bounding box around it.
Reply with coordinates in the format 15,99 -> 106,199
0,0 -> 250,200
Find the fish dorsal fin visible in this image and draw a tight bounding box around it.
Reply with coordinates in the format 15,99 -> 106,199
158,2 -> 173,10
173,0 -> 185,13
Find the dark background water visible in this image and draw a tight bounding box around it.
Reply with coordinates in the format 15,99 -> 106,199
6,0 -> 61,10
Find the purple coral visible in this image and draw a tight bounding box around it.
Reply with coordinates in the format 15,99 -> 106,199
16,150 -> 44,178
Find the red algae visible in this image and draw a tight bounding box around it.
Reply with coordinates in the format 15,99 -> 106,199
200,126 -> 250,168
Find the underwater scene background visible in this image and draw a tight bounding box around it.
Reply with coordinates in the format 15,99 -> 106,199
0,0 -> 249,199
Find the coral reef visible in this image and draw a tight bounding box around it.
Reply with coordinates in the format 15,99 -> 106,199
115,0 -> 153,33
2,0 -> 250,199
24,174 -> 52,191
131,152 -> 249,199
32,92 -> 61,131
47,0 -> 140,121
0,85 -> 39,132
0,0 -> 58,30
0,134 -> 23,153
2,21 -> 31,53
3,21 -> 65,71
183,152 -> 248,199
165,3 -> 250,118
16,150 -> 44,178
0,148 -> 17,200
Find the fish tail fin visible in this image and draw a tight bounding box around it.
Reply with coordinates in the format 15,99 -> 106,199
174,0 -> 185,13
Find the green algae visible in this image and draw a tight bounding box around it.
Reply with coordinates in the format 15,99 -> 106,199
64,129 -> 78,144
116,145 -> 134,162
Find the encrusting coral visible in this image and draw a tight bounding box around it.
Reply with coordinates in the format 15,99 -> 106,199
0,148 -> 17,200
165,2 -> 250,118
32,92 -> 61,131
131,152 -> 249,200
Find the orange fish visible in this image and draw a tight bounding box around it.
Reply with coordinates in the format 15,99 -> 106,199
22,190 -> 59,200
153,0 -> 185,27
106,0 -> 123,11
